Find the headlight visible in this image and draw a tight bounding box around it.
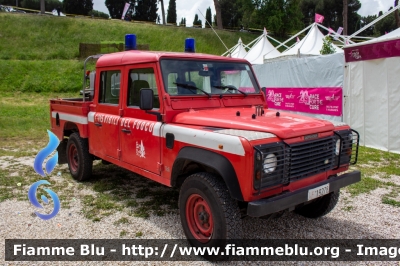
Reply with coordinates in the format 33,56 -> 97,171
335,139 -> 341,155
263,153 -> 277,173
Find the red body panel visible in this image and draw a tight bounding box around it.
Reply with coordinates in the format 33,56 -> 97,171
172,108 -> 334,139
50,50 -> 353,203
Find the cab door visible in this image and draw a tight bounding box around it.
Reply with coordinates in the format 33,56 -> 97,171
89,69 -> 121,160
119,64 -> 162,174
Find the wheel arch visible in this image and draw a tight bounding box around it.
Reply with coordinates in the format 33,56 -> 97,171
57,122 -> 82,165
171,147 -> 244,201
64,121 -> 80,138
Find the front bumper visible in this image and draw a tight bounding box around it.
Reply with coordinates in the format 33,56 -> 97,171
247,170 -> 361,217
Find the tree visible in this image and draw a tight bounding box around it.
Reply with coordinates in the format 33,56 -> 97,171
395,0 -> 400,28
343,0 -> 348,35
20,0 -> 61,11
359,15 -> 377,36
0,0 -> 15,5
374,7 -> 398,35
320,36 -> 336,54
39,0 -> 44,13
217,0 -> 253,29
255,0 -> 303,37
193,14 -> 202,27
237,0 -> 256,29
166,0 -> 176,24
205,6 -> 212,27
63,0 -> 93,16
300,0 -> 361,35
220,0 -> 238,28
180,17 -> 186,26
89,9 -> 109,19
159,0 -> 166,24
213,0 -> 223,29
105,0 -> 126,19
133,0 -> 158,22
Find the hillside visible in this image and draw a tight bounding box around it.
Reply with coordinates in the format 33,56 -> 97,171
0,13 -> 258,93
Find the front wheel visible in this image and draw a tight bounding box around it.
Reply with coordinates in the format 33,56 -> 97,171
295,190 -> 340,218
179,172 -> 242,251
66,133 -> 92,181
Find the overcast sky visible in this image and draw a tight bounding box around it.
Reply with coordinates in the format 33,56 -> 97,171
93,0 -> 395,27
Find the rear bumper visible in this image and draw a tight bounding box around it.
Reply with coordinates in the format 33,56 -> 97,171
247,170 -> 361,217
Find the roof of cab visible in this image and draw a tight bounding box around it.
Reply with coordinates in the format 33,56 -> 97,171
96,50 -> 249,68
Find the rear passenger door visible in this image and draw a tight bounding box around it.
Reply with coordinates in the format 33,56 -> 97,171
119,64 -> 162,174
89,69 -> 121,160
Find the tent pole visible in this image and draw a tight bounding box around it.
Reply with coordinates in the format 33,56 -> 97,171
245,35 -> 262,49
221,44 -> 239,56
272,24 -> 313,52
294,24 -> 316,56
262,24 -> 313,60
266,35 -> 290,49
316,24 -> 353,45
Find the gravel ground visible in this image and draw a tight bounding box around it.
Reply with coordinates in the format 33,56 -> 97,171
1,155 -> 400,265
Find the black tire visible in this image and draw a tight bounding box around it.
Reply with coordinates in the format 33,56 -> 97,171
179,172 -> 242,256
66,132 -> 92,181
295,190 -> 340,218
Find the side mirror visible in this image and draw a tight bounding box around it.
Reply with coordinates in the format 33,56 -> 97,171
140,88 -> 153,110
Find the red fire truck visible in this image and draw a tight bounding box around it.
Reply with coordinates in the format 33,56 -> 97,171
50,36 -> 360,249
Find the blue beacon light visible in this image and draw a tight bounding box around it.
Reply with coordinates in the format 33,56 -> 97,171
185,38 -> 195,53
125,34 -> 137,51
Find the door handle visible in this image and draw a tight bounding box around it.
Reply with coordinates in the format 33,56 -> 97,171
121,128 -> 131,133
94,123 -> 102,127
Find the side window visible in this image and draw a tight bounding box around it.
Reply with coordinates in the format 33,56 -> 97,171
99,70 -> 121,104
127,68 -> 159,108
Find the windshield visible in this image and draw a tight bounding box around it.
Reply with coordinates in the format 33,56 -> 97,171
160,59 -> 260,96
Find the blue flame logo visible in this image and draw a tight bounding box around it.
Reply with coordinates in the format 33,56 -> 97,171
29,130 -> 61,220
33,130 -> 59,177
28,180 -> 60,220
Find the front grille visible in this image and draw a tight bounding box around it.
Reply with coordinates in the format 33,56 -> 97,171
254,136 -> 336,190
286,137 -> 336,180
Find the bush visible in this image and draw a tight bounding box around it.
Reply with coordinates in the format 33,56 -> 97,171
88,10 -> 109,19
320,36 -> 336,55
20,0 -> 62,12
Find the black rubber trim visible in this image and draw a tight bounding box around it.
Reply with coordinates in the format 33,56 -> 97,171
171,147 -> 244,201
166,133 -> 174,149
247,170 -> 361,217
57,139 -> 68,164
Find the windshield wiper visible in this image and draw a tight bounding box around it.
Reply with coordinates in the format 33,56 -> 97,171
174,82 -> 211,98
213,85 -> 248,96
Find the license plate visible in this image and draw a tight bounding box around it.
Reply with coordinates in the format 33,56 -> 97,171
308,184 -> 330,201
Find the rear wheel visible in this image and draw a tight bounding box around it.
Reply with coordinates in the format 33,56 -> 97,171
66,133 -> 92,181
295,190 -> 340,218
179,172 -> 242,252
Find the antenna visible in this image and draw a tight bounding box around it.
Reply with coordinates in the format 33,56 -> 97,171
197,9 -> 231,57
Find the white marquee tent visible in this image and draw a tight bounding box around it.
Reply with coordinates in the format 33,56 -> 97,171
244,29 -> 281,64
229,38 -> 248,58
343,28 -> 400,153
266,23 -> 343,61
223,29 -> 282,64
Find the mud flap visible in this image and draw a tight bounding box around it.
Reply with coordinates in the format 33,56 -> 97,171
57,139 -> 68,164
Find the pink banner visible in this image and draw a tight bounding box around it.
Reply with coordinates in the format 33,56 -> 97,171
266,87 -> 342,116
121,3 -> 130,19
315,13 -> 324,23
344,39 -> 400,62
